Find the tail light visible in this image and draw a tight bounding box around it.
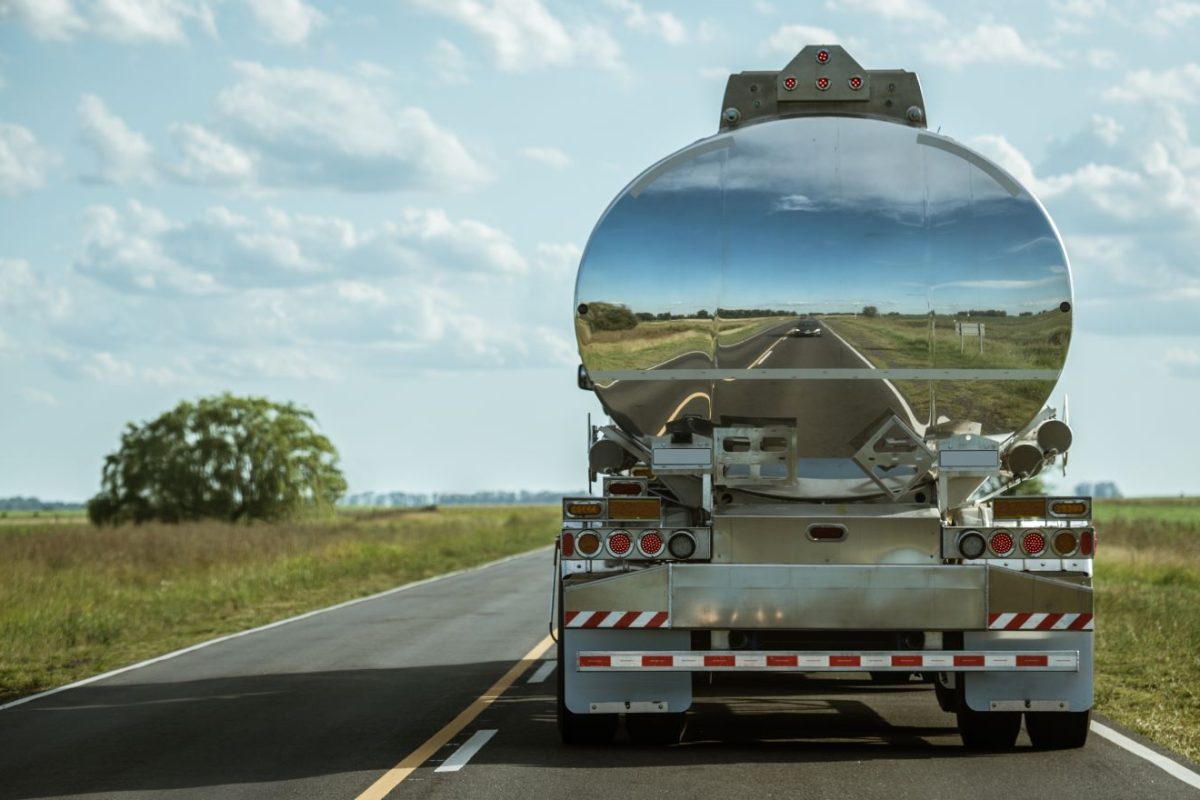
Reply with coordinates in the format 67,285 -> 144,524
561,533 -> 575,557
816,49 -> 831,64
607,530 -> 633,557
1049,499 -> 1089,517
989,530 -> 1015,556
565,500 -> 603,518
816,76 -> 831,91
576,532 -> 602,557
638,530 -> 664,557
848,75 -> 863,90
1080,528 -> 1095,556
783,75 -> 798,91
1052,530 -> 1078,557
957,530 -> 987,559
1021,530 -> 1046,556
667,530 -> 696,559
607,481 -> 644,496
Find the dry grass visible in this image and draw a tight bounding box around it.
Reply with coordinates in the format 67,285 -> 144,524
0,506 -> 558,704
1092,499 -> 1200,762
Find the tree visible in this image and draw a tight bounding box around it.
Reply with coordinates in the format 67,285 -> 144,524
584,302 -> 639,332
88,394 -> 347,525
862,305 -> 879,318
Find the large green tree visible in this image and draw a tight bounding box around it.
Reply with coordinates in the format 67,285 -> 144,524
88,394 -> 347,525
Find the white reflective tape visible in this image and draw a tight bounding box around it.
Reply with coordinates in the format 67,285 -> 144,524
631,611 -> 658,628
737,654 -> 767,668
1022,612 -> 1049,630
798,655 -> 828,668
1082,618 -> 1095,630
924,654 -> 954,668
1048,653 -> 1078,668
597,612 -> 622,628
611,654 -> 641,668
986,654 -> 1016,668
861,655 -> 889,667
566,612 -> 593,628
990,613 -> 1017,630
1051,613 -> 1077,630
675,654 -> 704,668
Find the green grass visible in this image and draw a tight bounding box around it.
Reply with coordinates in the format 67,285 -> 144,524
1093,498 -> 1200,762
0,506 -> 559,704
579,316 -> 791,372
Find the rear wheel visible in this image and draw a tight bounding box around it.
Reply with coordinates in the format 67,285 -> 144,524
626,712 -> 686,746
957,708 -> 1021,749
933,675 -> 958,713
1025,710 -> 1091,749
869,671 -> 913,685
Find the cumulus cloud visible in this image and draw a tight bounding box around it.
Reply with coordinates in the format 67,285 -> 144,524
411,0 -> 624,73
1163,348 -> 1200,378
0,122 -> 58,196
1102,63 -> 1200,104
247,0 -> 324,45
169,123 -> 256,185
216,61 -> 491,192
924,24 -> 1060,69
77,94 -> 157,185
0,257 -> 71,319
520,145 -> 571,169
826,0 -> 944,25
1,0 -> 216,42
762,25 -> 840,54
428,39 -> 467,84
606,0 -> 686,44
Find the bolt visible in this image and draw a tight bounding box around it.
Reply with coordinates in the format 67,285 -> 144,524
906,105 -> 924,123
723,107 -> 741,123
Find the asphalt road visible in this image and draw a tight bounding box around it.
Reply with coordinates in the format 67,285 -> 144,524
2,550 -> 1198,800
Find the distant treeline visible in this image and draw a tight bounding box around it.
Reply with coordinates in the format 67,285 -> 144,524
341,490 -> 581,508
0,497 -> 85,511
586,301 -> 796,331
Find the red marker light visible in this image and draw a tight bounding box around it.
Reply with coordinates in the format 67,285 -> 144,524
849,75 -> 863,90
816,49 -> 831,64
783,75 -> 797,91
816,76 -> 830,91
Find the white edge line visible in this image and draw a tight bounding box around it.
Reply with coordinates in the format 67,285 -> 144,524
434,729 -> 498,773
1092,721 -> 1200,790
0,546 -> 553,713
818,320 -> 924,431
526,661 -> 556,684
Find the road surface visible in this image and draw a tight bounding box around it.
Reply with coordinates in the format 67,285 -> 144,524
2,549 -> 1198,799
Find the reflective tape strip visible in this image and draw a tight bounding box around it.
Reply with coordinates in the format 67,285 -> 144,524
989,612 -> 1093,631
564,611 -> 670,629
576,650 -> 1079,672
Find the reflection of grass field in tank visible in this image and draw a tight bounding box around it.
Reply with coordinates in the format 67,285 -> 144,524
821,313 -> 1069,433
716,316 -> 791,347
580,318 -> 713,372
1092,498 -> 1200,762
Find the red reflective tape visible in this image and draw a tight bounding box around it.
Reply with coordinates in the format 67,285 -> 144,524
646,611 -> 669,628
704,655 -> 735,667
1016,655 -> 1048,667
578,655 -> 611,668
642,655 -> 673,667
767,655 -> 798,668
954,654 -> 985,667
613,611 -> 641,629
564,611 -> 580,625
891,655 -> 923,667
582,612 -> 607,629
1068,613 -> 1093,630
1007,612 -> 1032,630
1037,613 -> 1063,630
987,613 -> 1001,626
829,655 -> 861,667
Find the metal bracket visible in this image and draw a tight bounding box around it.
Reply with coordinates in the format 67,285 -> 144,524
850,414 -> 934,499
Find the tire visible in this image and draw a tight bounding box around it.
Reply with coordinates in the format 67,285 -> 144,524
626,712 -> 686,746
933,676 -> 958,713
956,708 -> 1021,749
869,671 -> 912,685
1025,710 -> 1091,749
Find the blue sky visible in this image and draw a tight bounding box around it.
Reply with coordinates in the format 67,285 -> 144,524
1,0 -> 1197,499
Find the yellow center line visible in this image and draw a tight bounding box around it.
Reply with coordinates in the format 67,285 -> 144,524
655,391 -> 712,436
355,633 -> 555,800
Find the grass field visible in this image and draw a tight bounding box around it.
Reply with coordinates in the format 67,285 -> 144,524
578,316 -> 790,372
0,506 -> 559,705
1092,497 -> 1200,762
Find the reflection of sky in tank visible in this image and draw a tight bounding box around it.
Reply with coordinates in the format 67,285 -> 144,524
576,116 -> 1071,318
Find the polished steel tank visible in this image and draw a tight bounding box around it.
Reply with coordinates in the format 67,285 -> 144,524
574,114 -> 1072,494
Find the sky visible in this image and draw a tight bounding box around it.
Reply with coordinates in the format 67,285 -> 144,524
1,0 -> 1197,500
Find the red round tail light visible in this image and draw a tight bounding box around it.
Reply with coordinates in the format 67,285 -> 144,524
783,75 -> 798,91
638,530 -> 664,557
816,76 -> 831,91
848,75 -> 863,90
1021,530 -> 1046,556
989,530 -> 1014,556
607,530 -> 633,557
1080,528 -> 1095,556
816,49 -> 831,64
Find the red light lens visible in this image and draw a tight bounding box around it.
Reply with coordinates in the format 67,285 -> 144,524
989,530 -> 1014,556
607,481 -> 642,496
639,530 -> 664,556
1080,528 -> 1095,556
816,76 -> 830,91
816,49 -> 830,63
849,75 -> 863,90
783,75 -> 797,91
561,533 -> 575,558
1021,530 -> 1046,556
607,531 -> 632,556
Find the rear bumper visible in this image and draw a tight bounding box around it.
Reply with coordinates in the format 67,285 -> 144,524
576,649 -> 1080,672
563,563 -> 1092,631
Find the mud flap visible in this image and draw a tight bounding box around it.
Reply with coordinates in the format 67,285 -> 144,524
963,630 -> 1093,712
562,628 -> 692,715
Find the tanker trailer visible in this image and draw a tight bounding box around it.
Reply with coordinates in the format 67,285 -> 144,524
554,46 -> 1094,750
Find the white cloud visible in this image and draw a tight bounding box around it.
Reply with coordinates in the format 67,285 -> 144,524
0,122 -> 58,196
429,39 -> 467,84
1052,0 -> 1106,17
20,387 -> 60,407
354,60 -> 393,80
247,0 -> 324,45
826,0 -> 944,25
169,123 -> 256,185
924,24 -> 1060,69
606,0 -> 686,44
391,208 -> 528,276
1085,48 -> 1118,70
216,61 -> 490,192
77,94 -> 157,185
76,202 -> 219,294
412,0 -> 625,73
1163,348 -> 1200,378
1152,2 -> 1200,27
534,242 -> 581,275
520,145 -> 571,169
699,66 -> 731,81
0,257 -> 71,319
1,0 -> 216,42
1102,63 -> 1200,104
763,25 -> 840,55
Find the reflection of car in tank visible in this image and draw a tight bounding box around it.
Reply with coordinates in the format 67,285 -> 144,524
789,320 -> 822,337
